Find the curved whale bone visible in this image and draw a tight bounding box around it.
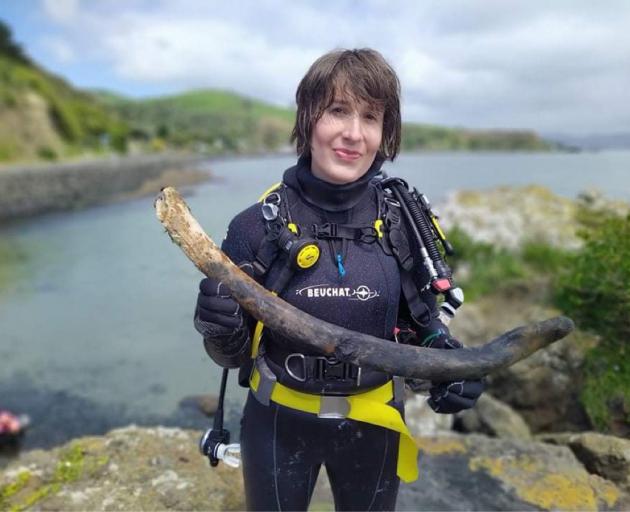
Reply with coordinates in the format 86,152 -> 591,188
155,186 -> 574,381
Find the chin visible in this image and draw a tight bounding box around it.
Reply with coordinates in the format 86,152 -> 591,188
331,164 -> 368,184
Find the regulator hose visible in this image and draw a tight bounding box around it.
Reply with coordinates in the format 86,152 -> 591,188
383,178 -> 451,280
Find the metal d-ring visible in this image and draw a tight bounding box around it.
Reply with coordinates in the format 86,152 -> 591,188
285,353 -> 306,382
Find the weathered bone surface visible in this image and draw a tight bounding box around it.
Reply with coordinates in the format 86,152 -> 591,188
155,186 -> 574,380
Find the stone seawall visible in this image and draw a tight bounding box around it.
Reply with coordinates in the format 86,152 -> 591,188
0,153 -> 206,222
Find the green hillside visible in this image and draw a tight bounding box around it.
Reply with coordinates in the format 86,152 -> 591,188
0,21 -> 128,163
94,89 -> 295,153
401,123 -> 553,152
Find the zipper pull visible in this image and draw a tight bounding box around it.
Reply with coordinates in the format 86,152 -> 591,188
336,253 -> 346,278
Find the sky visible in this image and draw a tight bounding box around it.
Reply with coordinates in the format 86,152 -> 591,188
2,0 -> 630,136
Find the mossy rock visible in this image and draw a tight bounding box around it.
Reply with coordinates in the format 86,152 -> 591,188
0,426 -> 244,511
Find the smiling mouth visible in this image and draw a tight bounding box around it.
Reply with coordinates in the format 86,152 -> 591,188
333,148 -> 361,160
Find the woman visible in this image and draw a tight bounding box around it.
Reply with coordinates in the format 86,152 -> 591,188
194,48 -> 483,511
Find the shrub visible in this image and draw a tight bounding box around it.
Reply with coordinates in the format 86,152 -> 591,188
37,146 -> 57,160
554,209 -> 630,431
446,226 -> 527,301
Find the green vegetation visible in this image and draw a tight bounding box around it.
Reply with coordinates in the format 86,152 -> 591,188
0,442 -> 109,511
0,20 -> 129,163
434,195 -> 630,434
445,227 -> 569,301
554,206 -> 630,431
0,471 -> 31,508
95,89 -> 295,154
402,124 -> 554,152
0,20 -> 29,64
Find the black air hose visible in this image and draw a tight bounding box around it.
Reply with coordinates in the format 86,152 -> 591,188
385,179 -> 451,279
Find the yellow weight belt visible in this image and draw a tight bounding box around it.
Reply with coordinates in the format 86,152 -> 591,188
250,367 -> 419,483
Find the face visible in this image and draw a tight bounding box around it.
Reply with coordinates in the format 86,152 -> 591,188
309,96 -> 384,185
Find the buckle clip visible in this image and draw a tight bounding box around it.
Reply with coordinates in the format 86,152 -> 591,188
318,396 -> 350,419
313,223 -> 337,239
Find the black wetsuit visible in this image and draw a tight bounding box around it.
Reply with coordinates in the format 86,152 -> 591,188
218,156 -> 441,511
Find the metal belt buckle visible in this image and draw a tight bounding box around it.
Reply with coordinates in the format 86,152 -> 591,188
285,353 -> 306,382
318,396 -> 350,419
252,356 -> 277,406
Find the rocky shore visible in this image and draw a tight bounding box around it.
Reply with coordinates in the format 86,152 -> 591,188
1,424 -> 628,511
0,153 -> 210,222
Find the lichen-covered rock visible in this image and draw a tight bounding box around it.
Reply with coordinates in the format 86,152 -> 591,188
404,391 -> 455,437
2,427 -> 629,511
437,186 -> 629,251
537,432 -> 630,493
398,434 -> 629,511
456,393 -> 532,439
0,426 -> 244,511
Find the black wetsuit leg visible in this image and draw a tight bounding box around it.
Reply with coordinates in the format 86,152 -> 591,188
241,392 -> 322,511
240,392 -> 403,511
324,401 -> 402,512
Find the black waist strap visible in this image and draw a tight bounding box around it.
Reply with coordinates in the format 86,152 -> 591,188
264,346 -> 391,396
283,353 -> 360,383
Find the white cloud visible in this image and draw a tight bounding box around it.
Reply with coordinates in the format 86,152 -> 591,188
34,0 -> 630,135
42,0 -> 80,24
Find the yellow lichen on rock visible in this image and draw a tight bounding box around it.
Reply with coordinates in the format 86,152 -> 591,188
0,470 -> 32,505
588,474 -> 621,509
520,473 -> 597,511
416,436 -> 467,456
469,454 -> 599,511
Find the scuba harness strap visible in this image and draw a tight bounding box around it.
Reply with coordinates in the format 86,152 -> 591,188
250,181 -> 383,360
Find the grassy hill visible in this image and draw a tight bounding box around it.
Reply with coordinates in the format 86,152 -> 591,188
0,21 -> 128,163
402,123 -> 554,152
94,89 -> 294,154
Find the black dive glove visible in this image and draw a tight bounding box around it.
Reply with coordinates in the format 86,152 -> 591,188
194,276 -> 250,368
423,330 -> 485,414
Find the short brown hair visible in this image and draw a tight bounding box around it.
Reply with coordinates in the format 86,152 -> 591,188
291,48 -> 401,161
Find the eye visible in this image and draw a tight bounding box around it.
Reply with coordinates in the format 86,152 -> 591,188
329,104 -> 347,116
364,112 -> 381,123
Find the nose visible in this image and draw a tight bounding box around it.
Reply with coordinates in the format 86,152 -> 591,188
342,114 -> 362,142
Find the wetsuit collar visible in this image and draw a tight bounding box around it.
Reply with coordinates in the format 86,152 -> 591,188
283,155 -> 383,212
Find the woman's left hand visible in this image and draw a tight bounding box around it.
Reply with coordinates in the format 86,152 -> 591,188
427,378 -> 485,414
420,329 -> 485,414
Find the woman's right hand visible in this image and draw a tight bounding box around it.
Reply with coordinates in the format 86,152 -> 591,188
194,277 -> 251,368
195,277 -> 244,331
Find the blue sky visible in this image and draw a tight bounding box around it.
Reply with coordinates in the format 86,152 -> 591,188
2,0 -> 630,135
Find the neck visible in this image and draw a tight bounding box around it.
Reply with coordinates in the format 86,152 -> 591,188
283,155 -> 382,212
